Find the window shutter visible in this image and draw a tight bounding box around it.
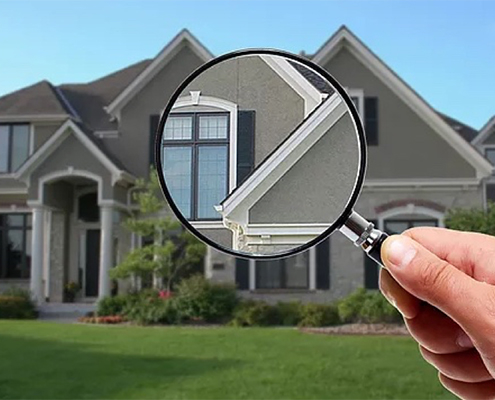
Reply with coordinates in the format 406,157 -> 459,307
364,97 -> 378,146
364,220 -> 379,289
235,258 -> 250,290
315,237 -> 330,290
149,114 -> 160,167
237,110 -> 256,185
486,183 -> 495,203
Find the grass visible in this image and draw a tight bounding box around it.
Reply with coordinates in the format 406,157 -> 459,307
0,321 -> 453,400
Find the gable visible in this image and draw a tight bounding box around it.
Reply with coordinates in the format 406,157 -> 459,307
323,47 -> 478,180
483,130 -> 495,145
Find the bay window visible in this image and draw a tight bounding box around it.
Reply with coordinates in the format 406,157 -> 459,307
162,113 -> 229,220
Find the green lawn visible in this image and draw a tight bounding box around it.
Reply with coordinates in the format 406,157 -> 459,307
0,321 -> 453,400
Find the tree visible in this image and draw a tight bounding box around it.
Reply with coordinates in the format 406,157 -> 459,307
445,202 -> 495,236
110,167 -> 206,291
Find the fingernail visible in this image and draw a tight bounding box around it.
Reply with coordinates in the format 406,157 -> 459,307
386,237 -> 417,268
457,332 -> 473,348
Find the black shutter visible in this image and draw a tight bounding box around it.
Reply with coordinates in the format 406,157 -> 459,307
315,237 -> 330,290
235,258 -> 250,290
237,110 -> 255,185
364,97 -> 378,146
364,220 -> 380,289
149,114 -> 160,168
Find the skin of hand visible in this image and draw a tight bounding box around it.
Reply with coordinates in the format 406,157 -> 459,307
379,227 -> 495,400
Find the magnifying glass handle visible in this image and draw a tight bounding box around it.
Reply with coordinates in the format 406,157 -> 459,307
339,211 -> 389,267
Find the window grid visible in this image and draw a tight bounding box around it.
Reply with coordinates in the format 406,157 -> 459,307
384,219 -> 438,235
256,252 -> 309,290
0,213 -> 32,279
162,112 -> 229,221
0,124 -> 30,173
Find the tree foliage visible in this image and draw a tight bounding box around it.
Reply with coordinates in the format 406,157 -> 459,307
445,202 -> 495,236
110,167 -> 206,290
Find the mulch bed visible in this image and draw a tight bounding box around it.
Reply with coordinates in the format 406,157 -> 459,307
299,323 -> 409,336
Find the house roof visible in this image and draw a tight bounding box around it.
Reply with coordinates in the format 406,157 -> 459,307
0,80 -> 73,118
472,115 -> 495,146
288,61 -> 334,94
437,112 -> 478,142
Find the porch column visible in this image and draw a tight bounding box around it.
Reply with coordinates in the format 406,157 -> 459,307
30,206 -> 45,303
98,205 -> 113,299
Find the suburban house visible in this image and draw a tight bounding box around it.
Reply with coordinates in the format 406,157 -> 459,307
0,26 -> 492,305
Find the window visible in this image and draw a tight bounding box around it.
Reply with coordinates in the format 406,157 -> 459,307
384,219 -> 438,235
485,148 -> 495,166
347,89 -> 364,116
486,183 -> 495,204
78,192 -> 99,222
256,252 -> 309,289
0,124 -> 30,173
0,214 -> 32,279
162,113 -> 229,220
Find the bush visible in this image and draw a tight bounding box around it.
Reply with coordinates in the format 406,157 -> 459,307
337,288 -> 369,323
0,288 -> 37,319
298,303 -> 340,327
359,292 -> 402,324
230,300 -> 279,327
125,296 -> 180,325
97,294 -> 132,316
175,275 -> 238,323
275,301 -> 302,326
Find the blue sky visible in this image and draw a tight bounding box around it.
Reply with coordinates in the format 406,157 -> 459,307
0,0 -> 494,129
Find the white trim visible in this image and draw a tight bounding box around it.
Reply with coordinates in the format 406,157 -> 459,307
43,209 -> 51,300
172,93 -> 238,191
260,55 -> 323,117
16,119 -> 135,185
472,116 -> 495,146
248,259 -> 255,291
0,187 -> 28,195
218,94 -> 346,248
364,178 -> 481,188
94,130 -> 119,139
0,114 -> 70,123
190,221 -> 225,230
377,203 -> 445,231
106,30 -> 213,117
312,26 -> 492,178
347,88 -> 364,117
0,206 -> 31,213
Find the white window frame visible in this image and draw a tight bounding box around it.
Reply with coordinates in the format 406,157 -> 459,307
346,88 -> 364,117
377,203 -> 445,232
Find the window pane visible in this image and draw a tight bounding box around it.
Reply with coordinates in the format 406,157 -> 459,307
163,147 -> 192,218
0,125 -> 9,172
24,229 -> 32,279
6,229 -> 24,278
199,115 -> 228,139
284,252 -> 309,289
11,125 -> 30,171
486,149 -> 495,165
164,116 -> 192,140
411,220 -> 437,228
7,214 -> 24,227
256,260 -> 283,289
197,146 -> 227,219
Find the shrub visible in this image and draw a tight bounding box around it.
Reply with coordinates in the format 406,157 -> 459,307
337,288 -> 369,323
230,300 -> 281,327
0,289 -> 37,319
275,301 -> 302,326
359,292 -> 402,324
97,294 -> 132,316
125,296 -> 180,325
298,303 -> 340,327
175,275 -> 238,323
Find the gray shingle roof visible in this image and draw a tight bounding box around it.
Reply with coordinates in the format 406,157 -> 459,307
289,61 -> 334,94
437,112 -> 478,142
0,80 -> 72,116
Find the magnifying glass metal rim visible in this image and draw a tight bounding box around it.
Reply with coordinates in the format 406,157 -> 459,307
155,48 -> 368,260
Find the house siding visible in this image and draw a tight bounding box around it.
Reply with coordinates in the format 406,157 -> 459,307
323,48 -> 477,180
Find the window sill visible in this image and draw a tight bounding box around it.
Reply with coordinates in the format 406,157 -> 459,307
0,278 -> 30,283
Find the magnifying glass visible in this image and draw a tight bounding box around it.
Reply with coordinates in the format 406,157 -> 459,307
155,49 -> 388,266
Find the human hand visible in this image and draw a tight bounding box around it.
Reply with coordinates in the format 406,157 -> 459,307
379,227 -> 495,400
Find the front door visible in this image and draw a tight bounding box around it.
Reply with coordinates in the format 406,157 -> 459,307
85,229 -> 100,297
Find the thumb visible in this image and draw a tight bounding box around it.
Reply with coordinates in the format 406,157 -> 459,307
381,235 -> 495,352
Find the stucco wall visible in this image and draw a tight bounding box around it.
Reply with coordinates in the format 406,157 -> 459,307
323,47 -> 477,179
249,113 -> 359,224
182,55 -> 305,165
33,122 -> 63,151
118,45 -> 205,178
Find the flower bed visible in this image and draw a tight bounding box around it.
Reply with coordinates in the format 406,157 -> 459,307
78,315 -> 127,324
